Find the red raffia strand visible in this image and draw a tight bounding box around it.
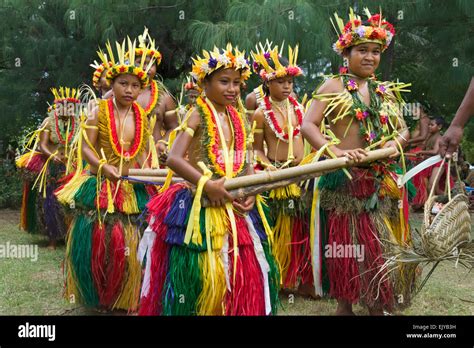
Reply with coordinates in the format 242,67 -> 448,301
54,111 -> 76,145
225,216 -> 266,316
99,222 -> 126,307
107,99 -> 143,159
327,213 -> 360,303
263,95 -> 303,142
139,184 -> 185,316
91,223 -> 107,304
356,213 -> 394,310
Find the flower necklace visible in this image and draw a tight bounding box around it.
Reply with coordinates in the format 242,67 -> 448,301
261,95 -> 303,143
106,98 -> 145,161
53,111 -> 76,145
197,96 -> 246,177
143,80 -> 159,116
343,74 -> 391,145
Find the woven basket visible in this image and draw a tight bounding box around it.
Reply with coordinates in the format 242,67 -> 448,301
422,194 -> 471,259
421,158 -> 472,259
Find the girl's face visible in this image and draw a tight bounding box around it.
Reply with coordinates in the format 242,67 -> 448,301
135,56 -> 157,79
112,74 -> 141,107
203,68 -> 241,108
345,43 -> 381,78
428,120 -> 442,134
267,76 -> 294,101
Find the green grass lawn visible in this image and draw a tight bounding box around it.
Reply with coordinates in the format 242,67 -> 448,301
0,209 -> 472,316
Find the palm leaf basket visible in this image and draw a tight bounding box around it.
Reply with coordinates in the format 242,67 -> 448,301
381,157 -> 473,295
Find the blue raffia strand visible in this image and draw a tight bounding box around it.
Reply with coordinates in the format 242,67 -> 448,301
164,188 -> 192,246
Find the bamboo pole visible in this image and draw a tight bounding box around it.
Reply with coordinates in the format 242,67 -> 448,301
126,148 -> 396,189
223,147 -> 395,190
128,168 -> 169,177
201,147 -> 396,206
126,176 -> 184,184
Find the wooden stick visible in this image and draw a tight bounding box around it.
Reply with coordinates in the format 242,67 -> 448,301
126,176 -> 184,184
223,147 -> 396,190
128,168 -> 169,177
127,148 -> 396,187
201,148 -> 396,207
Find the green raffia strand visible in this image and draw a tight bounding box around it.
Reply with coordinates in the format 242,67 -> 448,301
26,186 -> 38,233
134,183 -> 148,211
262,240 -> 280,314
187,209 -> 207,252
318,169 -> 347,191
70,214 -> 99,307
319,208 -> 330,295
73,176 -> 97,210
163,245 -> 202,315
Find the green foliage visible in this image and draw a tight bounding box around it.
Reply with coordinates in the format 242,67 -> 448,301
0,162 -> 23,209
0,0 -> 473,157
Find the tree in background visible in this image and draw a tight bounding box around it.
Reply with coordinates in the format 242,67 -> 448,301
0,0 -> 473,160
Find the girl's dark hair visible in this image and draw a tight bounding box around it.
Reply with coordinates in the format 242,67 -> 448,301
433,116 -> 447,129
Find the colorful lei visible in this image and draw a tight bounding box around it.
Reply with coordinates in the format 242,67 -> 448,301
197,96 -> 247,177
53,112 -> 76,145
261,95 -> 303,143
144,80 -> 159,116
105,99 -> 145,161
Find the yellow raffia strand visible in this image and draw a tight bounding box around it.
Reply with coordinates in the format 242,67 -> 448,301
206,99 -> 241,283
197,252 -> 226,315
314,90 -> 353,122
145,114 -> 159,169
269,184 -> 301,200
310,130 -> 352,180
121,181 -> 139,214
207,206 -> 228,251
113,222 -> 141,312
204,207 -> 217,292
56,114 -> 100,205
255,195 -> 274,245
32,150 -> 58,198
20,126 -> 47,167
184,162 -> 213,247
96,148 -> 114,226
15,151 -> 40,169
273,214 -> 292,282
64,222 -> 80,302
309,178 -> 319,280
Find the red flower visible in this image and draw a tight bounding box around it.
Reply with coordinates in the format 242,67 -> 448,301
137,71 -> 145,79
344,19 -> 361,33
119,65 -> 127,73
369,14 -> 381,25
380,115 -> 388,124
382,21 -> 395,35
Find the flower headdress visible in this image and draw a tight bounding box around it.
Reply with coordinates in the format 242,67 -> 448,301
135,27 -> 162,67
90,57 -> 112,90
190,43 -> 251,85
251,43 -> 302,81
51,87 -> 81,105
96,37 -> 156,88
331,7 -> 395,56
